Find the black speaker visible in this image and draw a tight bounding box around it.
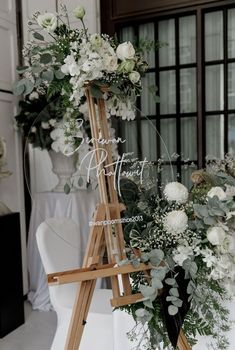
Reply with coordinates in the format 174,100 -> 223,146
0,212 -> 25,337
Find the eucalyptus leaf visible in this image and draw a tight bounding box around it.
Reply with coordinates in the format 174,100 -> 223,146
152,278 -> 163,290
189,261 -> 198,278
169,288 -> 179,297
32,66 -> 42,74
55,69 -> 65,80
41,70 -> 54,82
139,285 -> 156,298
64,183 -> 71,194
13,82 -> 25,95
172,298 -> 183,307
78,176 -> 84,187
165,278 -> 176,286
166,296 -> 178,302
33,32 -> 44,41
204,216 -> 217,225
132,258 -> 140,269
40,53 -> 52,64
16,65 -> 29,74
143,299 -> 154,309
149,249 -> 164,266
24,79 -> 34,94
168,305 -> 178,316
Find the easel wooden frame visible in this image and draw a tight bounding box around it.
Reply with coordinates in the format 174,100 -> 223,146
48,86 -> 191,350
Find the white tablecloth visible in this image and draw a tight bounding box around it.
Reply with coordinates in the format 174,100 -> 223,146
27,190 -> 98,310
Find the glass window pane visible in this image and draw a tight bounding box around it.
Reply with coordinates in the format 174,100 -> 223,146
141,73 -> 156,116
141,119 -> 157,161
160,70 -> 176,114
120,26 -> 135,42
206,65 -> 224,111
139,23 -> 155,69
180,68 -> 197,113
205,11 -> 223,61
161,165 -> 178,184
206,115 -> 224,158
228,9 -> 235,58
160,118 -> 176,158
179,15 -> 196,64
228,114 -> 235,155
228,63 -> 235,110
181,117 -> 197,160
122,120 -> 138,158
158,19 -> 175,67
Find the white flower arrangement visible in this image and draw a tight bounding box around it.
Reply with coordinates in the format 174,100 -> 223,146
14,4 -> 149,150
119,168 -> 235,349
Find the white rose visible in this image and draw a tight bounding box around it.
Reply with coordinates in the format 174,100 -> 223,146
116,41 -> 135,60
104,55 -> 118,72
163,210 -> 188,235
129,71 -> 140,84
37,13 -> 57,32
207,226 -> 226,245
164,182 -> 189,204
207,186 -> 226,201
73,6 -> 85,19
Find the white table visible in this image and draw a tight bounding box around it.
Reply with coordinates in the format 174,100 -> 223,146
27,190 -> 98,310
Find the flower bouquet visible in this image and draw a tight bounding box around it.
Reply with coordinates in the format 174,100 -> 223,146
14,4 -> 149,154
119,164 -> 235,349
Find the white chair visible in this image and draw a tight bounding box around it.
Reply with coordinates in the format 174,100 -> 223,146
36,217 -> 114,350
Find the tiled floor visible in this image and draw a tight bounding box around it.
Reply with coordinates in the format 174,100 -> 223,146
0,302 -> 56,350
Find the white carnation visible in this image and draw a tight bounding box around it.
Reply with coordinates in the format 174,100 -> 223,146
164,182 -> 189,204
207,226 -> 226,246
163,210 -> 188,235
37,13 -> 57,32
207,186 -> 226,201
116,41 -> 135,60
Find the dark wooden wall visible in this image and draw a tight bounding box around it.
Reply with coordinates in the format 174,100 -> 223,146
101,0 -> 233,33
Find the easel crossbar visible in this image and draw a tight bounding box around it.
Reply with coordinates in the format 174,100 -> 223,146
48,263 -> 152,285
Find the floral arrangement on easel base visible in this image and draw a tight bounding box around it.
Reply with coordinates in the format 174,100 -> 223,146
119,161 -> 235,349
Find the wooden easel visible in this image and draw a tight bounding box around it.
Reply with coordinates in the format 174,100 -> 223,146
48,86 -> 191,350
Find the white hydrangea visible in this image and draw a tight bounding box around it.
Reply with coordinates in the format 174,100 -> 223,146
163,210 -> 188,235
207,186 -> 226,201
163,182 -> 189,204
